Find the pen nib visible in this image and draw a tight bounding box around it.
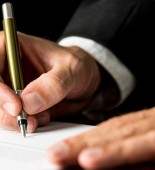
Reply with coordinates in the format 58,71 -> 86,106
20,124 -> 27,138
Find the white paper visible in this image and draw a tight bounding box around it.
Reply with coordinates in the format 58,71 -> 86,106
0,122 -> 94,170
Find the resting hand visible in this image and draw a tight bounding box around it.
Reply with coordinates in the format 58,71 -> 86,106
0,31 -> 101,132
46,107 -> 155,169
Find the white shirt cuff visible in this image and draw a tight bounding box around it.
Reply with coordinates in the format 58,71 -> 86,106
58,36 -> 136,104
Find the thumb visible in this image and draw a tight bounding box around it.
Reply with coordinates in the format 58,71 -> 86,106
21,69 -> 75,115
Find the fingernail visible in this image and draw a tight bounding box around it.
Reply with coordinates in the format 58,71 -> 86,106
84,148 -> 102,158
48,142 -> 69,158
3,102 -> 16,116
22,92 -> 45,113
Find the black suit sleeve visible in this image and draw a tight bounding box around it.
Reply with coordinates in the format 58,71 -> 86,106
61,0 -> 155,73
61,0 -> 155,111
61,0 -> 138,47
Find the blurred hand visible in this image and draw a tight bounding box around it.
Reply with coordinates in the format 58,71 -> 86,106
0,31 -> 101,132
46,107 -> 155,169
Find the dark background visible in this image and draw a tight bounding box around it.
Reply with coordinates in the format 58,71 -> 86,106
0,0 -> 82,41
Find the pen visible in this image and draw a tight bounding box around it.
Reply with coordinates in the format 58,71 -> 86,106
2,2 -> 27,137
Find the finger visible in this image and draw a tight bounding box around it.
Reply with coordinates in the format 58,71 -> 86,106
98,107 -> 155,131
21,68 -> 75,115
0,107 -> 19,131
0,107 -> 38,133
46,108 -> 155,166
0,80 -> 22,116
27,112 -> 50,133
95,112 -> 155,145
27,115 -> 38,133
46,126 -> 100,166
78,130 -> 155,170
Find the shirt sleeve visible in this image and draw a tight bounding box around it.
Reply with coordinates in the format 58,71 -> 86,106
58,36 -> 136,121
58,36 -> 136,104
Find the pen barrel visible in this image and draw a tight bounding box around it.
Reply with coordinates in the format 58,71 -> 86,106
2,3 -> 27,137
2,3 -> 24,91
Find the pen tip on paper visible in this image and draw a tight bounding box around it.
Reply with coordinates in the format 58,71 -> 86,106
20,124 -> 26,138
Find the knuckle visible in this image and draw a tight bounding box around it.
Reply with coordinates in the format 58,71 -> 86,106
41,73 -> 67,101
51,75 -> 67,98
106,117 -> 122,128
120,126 -> 135,138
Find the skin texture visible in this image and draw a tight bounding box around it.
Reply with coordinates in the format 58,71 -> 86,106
1,31 -> 155,169
0,31 -> 101,132
46,107 -> 155,169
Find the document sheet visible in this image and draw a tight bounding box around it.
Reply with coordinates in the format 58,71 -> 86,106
0,122 -> 94,170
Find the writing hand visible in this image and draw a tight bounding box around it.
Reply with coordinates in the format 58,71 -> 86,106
0,31 -> 101,132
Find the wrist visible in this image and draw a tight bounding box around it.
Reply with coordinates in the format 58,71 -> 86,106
66,46 -> 101,100
82,64 -> 121,122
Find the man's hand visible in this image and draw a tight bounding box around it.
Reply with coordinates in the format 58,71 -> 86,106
46,107 -> 155,169
0,31 -> 101,132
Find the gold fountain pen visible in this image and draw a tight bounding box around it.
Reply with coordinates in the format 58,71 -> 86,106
2,2 -> 27,137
